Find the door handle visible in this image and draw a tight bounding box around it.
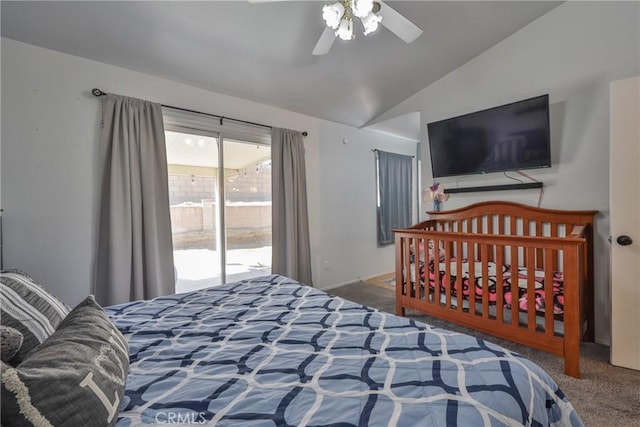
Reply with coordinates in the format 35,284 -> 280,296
616,235 -> 633,246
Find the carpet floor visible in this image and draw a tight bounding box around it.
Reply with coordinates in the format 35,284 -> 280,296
329,280 -> 640,427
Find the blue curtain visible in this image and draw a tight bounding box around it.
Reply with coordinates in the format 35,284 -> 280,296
376,150 -> 413,245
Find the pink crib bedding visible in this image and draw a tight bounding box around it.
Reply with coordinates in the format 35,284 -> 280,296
418,258 -> 565,314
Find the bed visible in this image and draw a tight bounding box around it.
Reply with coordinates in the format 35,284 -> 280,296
103,274 -> 583,426
1,271 -> 583,426
394,201 -> 598,379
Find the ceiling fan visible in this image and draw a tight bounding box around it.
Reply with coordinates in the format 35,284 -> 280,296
249,0 -> 423,56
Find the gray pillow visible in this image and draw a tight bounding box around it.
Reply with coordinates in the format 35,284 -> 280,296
0,270 -> 71,364
1,295 -> 129,427
0,326 -> 23,363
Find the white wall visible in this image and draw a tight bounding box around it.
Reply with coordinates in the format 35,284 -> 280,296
373,1 -> 640,345
313,123 -> 417,288
1,38 -> 414,306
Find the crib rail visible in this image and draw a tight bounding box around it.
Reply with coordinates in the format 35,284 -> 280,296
394,227 -> 587,378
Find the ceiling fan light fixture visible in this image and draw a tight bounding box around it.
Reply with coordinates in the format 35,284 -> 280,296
351,0 -> 374,18
313,0 -> 423,55
361,11 -> 382,35
322,2 -> 345,29
335,18 -> 354,40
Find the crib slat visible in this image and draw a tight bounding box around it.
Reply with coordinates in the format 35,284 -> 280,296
433,239 -> 441,306
511,243 -> 520,328
412,238 -> 420,299
536,221 -> 544,268
544,249 -> 555,335
468,243 -> 477,315
402,237 -> 407,297
487,216 -> 495,262
443,238 -> 452,308
499,216 -> 506,268
551,223 -> 559,271
456,240 -> 464,312
396,235 -> 403,316
404,237 -> 410,297
496,242 -> 505,323
481,244 -> 490,319
401,237 -> 408,299
527,248 -> 536,330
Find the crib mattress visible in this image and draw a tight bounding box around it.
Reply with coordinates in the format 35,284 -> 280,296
412,258 -> 564,314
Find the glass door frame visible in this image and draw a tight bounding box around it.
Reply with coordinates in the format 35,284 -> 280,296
165,124 -> 271,287
217,134 -> 228,284
218,135 -> 272,284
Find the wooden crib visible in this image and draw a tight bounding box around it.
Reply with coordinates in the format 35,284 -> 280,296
394,201 -> 597,378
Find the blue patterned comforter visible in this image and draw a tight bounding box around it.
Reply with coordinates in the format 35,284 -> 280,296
106,274 -> 583,426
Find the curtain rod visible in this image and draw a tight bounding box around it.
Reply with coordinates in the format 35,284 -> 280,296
91,88 -> 308,137
372,149 -> 415,158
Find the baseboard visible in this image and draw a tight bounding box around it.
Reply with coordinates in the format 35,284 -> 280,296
318,272 -> 394,291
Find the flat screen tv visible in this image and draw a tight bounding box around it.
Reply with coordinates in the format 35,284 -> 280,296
427,94 -> 551,178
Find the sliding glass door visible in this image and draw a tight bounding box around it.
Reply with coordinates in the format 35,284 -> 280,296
221,138 -> 272,285
165,130 -> 272,293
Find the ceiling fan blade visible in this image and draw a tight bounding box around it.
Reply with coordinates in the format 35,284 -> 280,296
312,26 -> 336,56
378,1 -> 423,43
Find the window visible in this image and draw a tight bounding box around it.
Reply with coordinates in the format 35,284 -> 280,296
375,150 -> 413,245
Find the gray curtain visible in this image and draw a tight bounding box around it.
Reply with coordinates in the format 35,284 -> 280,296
271,127 -> 312,286
94,94 -> 175,306
376,150 -> 413,245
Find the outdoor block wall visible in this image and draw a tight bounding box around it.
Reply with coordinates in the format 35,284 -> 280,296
168,168 -> 272,250
168,175 -> 216,206
168,165 -> 271,206
169,202 -> 271,233
226,166 -> 271,202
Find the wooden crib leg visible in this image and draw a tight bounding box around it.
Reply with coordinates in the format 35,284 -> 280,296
563,308 -> 581,378
395,275 -> 405,317
582,289 -> 595,343
396,304 -> 405,317
395,288 -> 405,315
564,341 -> 580,378
584,228 -> 595,343
564,250 -> 581,378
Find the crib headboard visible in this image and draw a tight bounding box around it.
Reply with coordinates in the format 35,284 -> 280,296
426,201 -> 597,239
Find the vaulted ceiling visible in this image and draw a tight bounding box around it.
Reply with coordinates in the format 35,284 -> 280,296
1,1 -> 562,138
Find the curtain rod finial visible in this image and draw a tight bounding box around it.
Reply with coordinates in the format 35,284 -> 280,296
92,88 -> 106,97
302,131 -> 308,137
